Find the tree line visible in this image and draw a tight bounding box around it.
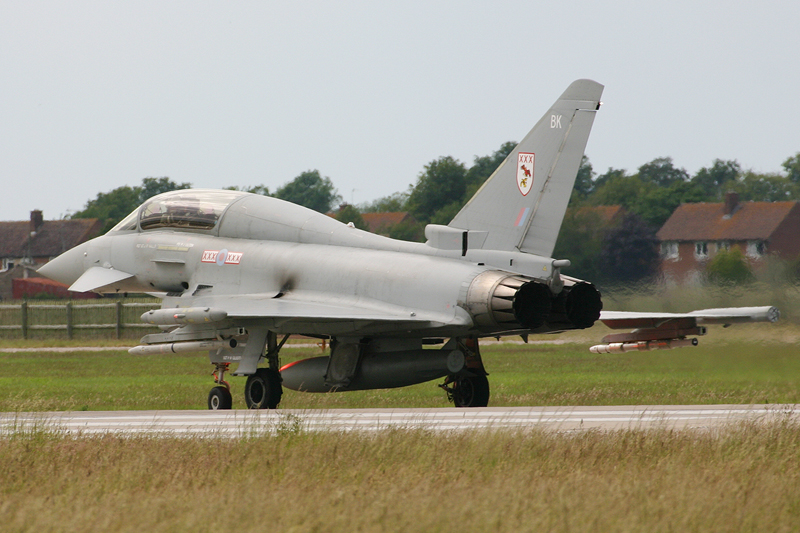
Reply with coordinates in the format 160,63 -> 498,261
70,145 -> 800,284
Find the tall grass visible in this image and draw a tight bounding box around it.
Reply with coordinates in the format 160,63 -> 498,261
2,421 -> 800,532
601,281 -> 800,322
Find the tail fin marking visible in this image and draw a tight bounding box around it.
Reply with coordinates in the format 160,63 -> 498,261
446,79 -> 604,257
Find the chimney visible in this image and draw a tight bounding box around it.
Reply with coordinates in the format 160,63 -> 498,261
30,210 -> 43,235
723,192 -> 739,216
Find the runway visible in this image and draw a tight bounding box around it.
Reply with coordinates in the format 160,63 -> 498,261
2,405 -> 796,436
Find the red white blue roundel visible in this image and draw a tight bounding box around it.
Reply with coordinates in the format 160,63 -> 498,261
516,152 -> 534,196
215,249 -> 229,266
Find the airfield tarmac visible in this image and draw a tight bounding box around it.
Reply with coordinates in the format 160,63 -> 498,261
3,404 -> 797,436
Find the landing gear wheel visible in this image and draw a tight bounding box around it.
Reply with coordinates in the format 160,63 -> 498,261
208,386 -> 233,410
244,368 -> 283,409
450,372 -> 490,408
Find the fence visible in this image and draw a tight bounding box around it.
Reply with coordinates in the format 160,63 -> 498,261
0,299 -> 161,340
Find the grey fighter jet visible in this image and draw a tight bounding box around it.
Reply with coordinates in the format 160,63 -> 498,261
38,80 -> 778,409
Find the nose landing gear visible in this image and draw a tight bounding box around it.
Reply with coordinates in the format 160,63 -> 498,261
208,362 -> 233,410
207,330 -> 286,410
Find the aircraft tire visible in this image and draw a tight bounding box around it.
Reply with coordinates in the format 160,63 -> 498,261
208,386 -> 233,410
245,368 -> 282,409
451,372 -> 490,408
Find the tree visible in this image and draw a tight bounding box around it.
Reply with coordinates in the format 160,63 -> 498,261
729,171 -> 800,202
568,156 -> 595,206
359,191 -> 409,213
691,159 -> 741,199
429,200 -> 462,225
71,177 -> 192,233
636,157 -> 688,187
592,167 -> 628,190
71,186 -> 142,234
551,207 -> 608,281
333,204 -> 368,231
464,141 -> 516,193
706,247 -> 754,285
388,219 -> 424,242
782,153 -> 800,184
406,156 -> 467,223
633,180 -> 709,229
597,212 -> 660,284
226,184 -> 271,196
138,177 -> 191,203
274,170 -> 341,213
590,173 -> 651,210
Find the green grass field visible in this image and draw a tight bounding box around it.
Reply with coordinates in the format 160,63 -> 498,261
1,321 -> 798,411
2,322 -> 799,532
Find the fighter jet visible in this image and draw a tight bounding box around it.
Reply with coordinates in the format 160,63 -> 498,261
38,79 -> 778,410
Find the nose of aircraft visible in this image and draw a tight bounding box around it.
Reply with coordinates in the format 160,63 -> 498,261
37,242 -> 90,288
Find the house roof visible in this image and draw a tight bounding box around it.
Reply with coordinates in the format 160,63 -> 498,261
569,205 -> 625,225
0,218 -> 102,259
657,201 -> 799,241
361,212 -> 413,233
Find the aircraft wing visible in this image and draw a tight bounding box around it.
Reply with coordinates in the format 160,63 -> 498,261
166,291 -> 470,333
589,306 -> 779,353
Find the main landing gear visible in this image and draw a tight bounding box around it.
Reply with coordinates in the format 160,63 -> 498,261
440,338 -> 491,408
208,331 -> 285,410
244,368 -> 282,409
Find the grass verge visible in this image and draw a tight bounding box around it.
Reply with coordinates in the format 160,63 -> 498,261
2,420 -> 800,532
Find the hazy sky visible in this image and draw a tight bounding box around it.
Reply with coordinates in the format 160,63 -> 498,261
2,0 -> 799,221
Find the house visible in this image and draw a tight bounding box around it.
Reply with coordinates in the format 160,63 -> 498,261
12,277 -> 98,300
0,210 -> 103,299
566,204 -> 626,227
360,212 -> 417,236
656,193 -> 800,282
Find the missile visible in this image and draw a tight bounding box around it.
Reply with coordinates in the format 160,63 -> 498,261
141,307 -> 228,325
129,338 -> 238,355
589,337 -> 698,354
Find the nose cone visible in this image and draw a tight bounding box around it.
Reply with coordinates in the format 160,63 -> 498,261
37,242 -> 90,288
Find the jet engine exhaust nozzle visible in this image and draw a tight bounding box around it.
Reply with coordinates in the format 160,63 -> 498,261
465,271 -> 603,332
465,271 -> 552,331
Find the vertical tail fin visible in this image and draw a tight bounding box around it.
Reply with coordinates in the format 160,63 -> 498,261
447,79 -> 603,257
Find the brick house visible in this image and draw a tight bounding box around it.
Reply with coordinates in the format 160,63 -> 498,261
656,193 -> 800,282
360,212 -> 417,236
0,210 -> 102,299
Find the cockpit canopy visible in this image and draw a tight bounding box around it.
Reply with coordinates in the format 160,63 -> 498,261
109,189 -> 245,233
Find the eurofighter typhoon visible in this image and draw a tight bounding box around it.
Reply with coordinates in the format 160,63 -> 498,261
39,80 -> 778,409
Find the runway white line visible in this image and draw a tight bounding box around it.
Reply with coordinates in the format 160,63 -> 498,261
2,405 -> 796,436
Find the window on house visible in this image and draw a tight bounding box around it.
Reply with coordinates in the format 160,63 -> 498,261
1,258 -> 14,271
747,240 -> 766,258
717,241 -> 730,252
694,242 -> 708,259
660,241 -> 679,260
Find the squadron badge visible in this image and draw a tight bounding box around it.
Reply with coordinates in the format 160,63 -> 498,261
516,152 -> 534,196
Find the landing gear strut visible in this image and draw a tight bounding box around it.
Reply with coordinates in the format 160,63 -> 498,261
440,338 -> 490,408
